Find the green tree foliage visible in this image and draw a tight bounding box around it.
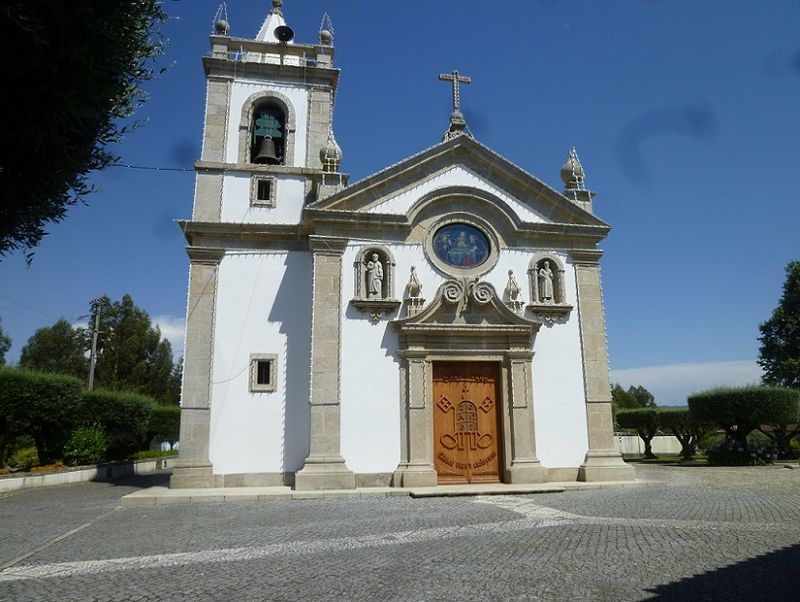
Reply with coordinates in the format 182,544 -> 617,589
759,261 -> 800,388
658,407 -> 711,461
616,408 -> 661,459
80,389 -> 154,460
19,319 -> 88,379
0,1 -> 167,256
688,386 -> 799,451
93,294 -> 180,404
612,384 -> 657,411
0,368 -> 83,464
0,317 -> 11,365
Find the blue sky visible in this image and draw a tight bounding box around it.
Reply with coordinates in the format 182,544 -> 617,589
2,0 -> 798,404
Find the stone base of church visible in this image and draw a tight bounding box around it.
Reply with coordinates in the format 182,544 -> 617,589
505,459 -> 549,484
294,457 -> 356,490
577,450 -> 636,482
170,462 -> 215,489
392,463 -> 438,487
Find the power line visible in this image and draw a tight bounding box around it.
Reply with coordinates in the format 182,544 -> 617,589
110,164 -> 193,173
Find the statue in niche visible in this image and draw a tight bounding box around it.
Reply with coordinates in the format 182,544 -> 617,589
538,260 -> 555,304
407,266 -> 422,298
366,253 -> 384,299
506,269 -> 520,301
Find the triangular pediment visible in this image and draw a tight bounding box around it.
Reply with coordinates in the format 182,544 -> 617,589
308,135 -> 607,228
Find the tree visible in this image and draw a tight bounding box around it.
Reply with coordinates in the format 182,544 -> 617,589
0,317 -> 10,365
93,294 -> 179,403
688,386 -> 799,452
612,384 -> 639,411
616,408 -> 661,459
658,407 -> 711,461
19,319 -> 87,379
628,385 -> 656,408
759,261 -> 800,388
0,2 -> 166,256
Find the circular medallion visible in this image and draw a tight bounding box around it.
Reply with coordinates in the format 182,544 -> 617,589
432,223 -> 490,269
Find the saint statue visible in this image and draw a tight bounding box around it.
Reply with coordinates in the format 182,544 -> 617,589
538,260 -> 554,303
506,269 -> 520,301
407,266 -> 422,298
366,253 -> 384,299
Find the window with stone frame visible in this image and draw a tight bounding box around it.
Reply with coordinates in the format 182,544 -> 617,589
249,354 -> 277,392
250,175 -> 276,207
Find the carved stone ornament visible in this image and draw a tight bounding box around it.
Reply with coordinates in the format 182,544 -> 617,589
527,256 -> 573,326
404,266 -> 426,317
504,269 -> 524,314
349,299 -> 401,323
350,246 -> 401,323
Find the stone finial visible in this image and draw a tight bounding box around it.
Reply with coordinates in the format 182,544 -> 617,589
320,128 -> 342,172
214,19 -> 230,35
406,266 -> 423,298
319,29 -> 332,45
271,0 -> 283,15
560,147 -> 585,190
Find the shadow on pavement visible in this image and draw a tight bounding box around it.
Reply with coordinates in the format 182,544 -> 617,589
99,472 -> 171,489
646,542 -> 800,600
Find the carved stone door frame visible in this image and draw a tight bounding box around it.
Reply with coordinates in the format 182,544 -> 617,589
391,279 -> 548,487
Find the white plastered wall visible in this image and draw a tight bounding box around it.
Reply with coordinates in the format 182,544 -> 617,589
220,173 -> 306,224
339,243 -> 589,473
226,80 -> 309,167
209,251 -> 312,475
367,165 -> 549,224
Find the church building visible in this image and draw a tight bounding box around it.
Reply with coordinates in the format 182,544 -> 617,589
172,1 -> 634,490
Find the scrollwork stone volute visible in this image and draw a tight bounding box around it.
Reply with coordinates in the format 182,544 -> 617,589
471,281 -> 492,305
442,280 -> 464,305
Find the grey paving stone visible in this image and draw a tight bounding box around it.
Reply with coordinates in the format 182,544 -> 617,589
1,465 -> 799,600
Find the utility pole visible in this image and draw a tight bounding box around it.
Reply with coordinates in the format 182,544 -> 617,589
87,297 -> 107,390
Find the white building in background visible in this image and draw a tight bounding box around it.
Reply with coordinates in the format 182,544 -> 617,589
172,1 -> 634,490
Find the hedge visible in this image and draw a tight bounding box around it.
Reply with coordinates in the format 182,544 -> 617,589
79,389 -> 155,461
146,404 -> 181,448
0,367 -> 83,464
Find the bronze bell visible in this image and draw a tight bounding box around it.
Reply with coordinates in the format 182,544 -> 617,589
253,137 -> 279,164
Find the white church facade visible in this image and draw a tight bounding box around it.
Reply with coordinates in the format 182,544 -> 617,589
172,2 -> 634,490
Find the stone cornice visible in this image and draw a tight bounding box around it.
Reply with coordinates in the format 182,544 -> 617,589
186,246 -> 225,264
568,249 -> 605,264
308,234 -> 348,255
203,56 -> 339,88
195,160 -> 344,179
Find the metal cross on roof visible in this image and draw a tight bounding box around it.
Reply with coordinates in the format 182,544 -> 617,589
439,70 -> 471,113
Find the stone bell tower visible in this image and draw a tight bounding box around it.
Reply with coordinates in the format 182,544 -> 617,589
172,1 -> 346,488
191,0 -> 345,224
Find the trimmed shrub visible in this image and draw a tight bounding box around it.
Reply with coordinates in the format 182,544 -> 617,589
9,446 -> 39,470
658,407 -> 711,461
0,367 -> 83,464
79,389 -> 155,461
616,408 -> 661,459
64,425 -> 107,466
689,386 -> 799,452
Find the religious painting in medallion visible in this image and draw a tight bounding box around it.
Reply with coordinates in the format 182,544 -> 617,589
432,223 -> 490,268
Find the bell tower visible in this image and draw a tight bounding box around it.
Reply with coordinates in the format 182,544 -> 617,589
192,0 -> 345,224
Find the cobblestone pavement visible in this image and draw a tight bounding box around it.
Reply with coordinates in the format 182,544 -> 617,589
1,465 -> 799,601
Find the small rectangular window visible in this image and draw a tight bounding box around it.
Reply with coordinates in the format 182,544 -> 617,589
256,360 -> 271,385
257,179 -> 272,201
249,354 -> 277,392
250,176 -> 276,207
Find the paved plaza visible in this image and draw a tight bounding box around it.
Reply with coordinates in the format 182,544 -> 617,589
1,465 -> 799,601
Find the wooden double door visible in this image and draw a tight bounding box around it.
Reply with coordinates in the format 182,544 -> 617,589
433,362 -> 502,484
